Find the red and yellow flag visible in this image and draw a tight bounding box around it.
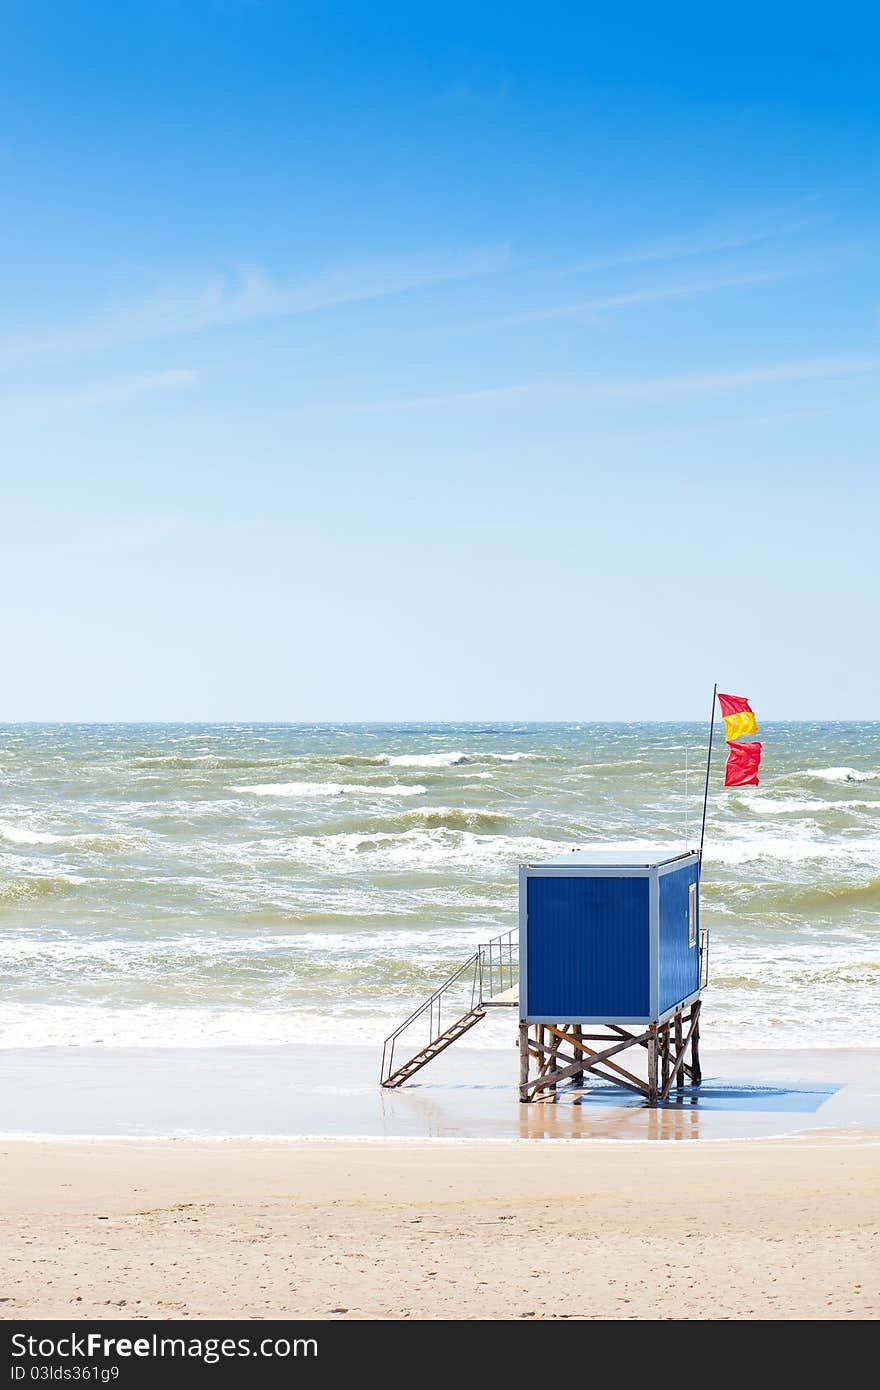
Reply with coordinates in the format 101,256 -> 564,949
717,692 -> 758,742
724,740 -> 762,787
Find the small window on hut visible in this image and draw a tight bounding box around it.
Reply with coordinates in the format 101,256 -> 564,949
688,882 -> 698,947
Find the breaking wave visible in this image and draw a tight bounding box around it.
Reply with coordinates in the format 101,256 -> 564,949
0,875 -> 84,902
773,878 -> 880,911
0,822 -> 139,850
230,781 -> 427,798
0,822 -> 63,845
801,766 -> 880,784
318,807 -> 517,835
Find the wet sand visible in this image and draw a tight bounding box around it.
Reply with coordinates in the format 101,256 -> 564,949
1,1044 -> 878,1141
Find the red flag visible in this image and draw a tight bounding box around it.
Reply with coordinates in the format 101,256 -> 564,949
724,740 -> 762,787
717,693 -> 752,716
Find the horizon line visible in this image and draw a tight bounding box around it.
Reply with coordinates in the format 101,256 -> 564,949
0,717 -> 876,727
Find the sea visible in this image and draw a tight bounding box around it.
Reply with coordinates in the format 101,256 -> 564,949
1,722 -> 878,1055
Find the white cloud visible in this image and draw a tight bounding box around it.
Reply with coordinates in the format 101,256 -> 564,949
506,267 -> 797,325
58,368 -> 199,408
0,368 -> 199,424
338,354 -> 880,414
559,210 -> 818,277
0,247 -> 511,368
590,355 -> 880,400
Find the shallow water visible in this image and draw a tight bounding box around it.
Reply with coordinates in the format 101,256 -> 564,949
1,722 -> 878,1051
1,1046 -> 876,1142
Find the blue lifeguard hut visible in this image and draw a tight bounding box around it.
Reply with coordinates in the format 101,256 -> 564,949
518,848 -> 706,1103
380,846 -> 708,1106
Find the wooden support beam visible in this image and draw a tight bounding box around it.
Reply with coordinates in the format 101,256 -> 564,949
690,1000 -> 702,1083
543,1023 -> 651,1068
572,1023 -> 584,1086
519,1022 -> 529,1104
647,1025 -> 658,1104
659,1007 -> 700,1101
518,1005 -> 704,1105
674,1010 -> 684,1092
527,1053 -> 649,1097
526,1031 -> 649,1095
534,1025 -> 568,1085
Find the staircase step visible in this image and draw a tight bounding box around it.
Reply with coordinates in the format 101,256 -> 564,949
381,1009 -> 486,1088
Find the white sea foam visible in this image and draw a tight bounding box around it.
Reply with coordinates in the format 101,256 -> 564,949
802,766 -> 880,783
230,781 -> 427,798
385,752 -> 468,767
135,754 -> 218,763
382,751 -> 535,768
274,829 -> 587,874
477,752 -> 537,762
706,834 -> 880,868
730,796 -> 821,815
0,822 -> 64,845
733,794 -> 879,815
0,822 -> 141,850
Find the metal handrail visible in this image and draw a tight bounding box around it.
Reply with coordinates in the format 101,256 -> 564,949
700,927 -> 710,989
479,927 -> 518,1000
380,951 -> 481,1083
379,928 -> 520,1084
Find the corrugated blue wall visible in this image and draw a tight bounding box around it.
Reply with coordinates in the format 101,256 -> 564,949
658,863 -> 700,1014
525,876 -> 649,1018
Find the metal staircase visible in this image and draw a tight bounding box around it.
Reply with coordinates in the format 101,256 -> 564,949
380,930 -> 518,1088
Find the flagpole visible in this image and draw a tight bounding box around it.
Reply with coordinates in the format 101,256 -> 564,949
699,682 -> 717,863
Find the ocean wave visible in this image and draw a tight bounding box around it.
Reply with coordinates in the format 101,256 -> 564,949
0,875 -> 84,902
317,807 -> 517,835
705,833 -> 880,868
473,752 -> 539,763
133,755 -> 278,769
792,960 -> 880,986
307,755 -> 390,767
384,752 -> 538,768
385,752 -> 469,767
0,822 -> 63,845
0,1003 -> 448,1050
775,878 -> 880,911
230,781 -> 427,798
801,766 -> 880,784
729,794 -> 879,815
0,822 -> 141,851
271,828 -> 579,874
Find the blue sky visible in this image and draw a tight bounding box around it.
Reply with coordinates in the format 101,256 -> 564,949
2,2 -> 879,719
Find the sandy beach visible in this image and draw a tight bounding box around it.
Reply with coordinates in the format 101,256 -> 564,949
1,1132 -> 877,1321
1,1046 -> 877,1321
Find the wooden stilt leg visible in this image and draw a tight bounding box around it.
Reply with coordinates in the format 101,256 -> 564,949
647,1025 -> 658,1105
690,1001 -> 702,1084
519,1022 -> 530,1103
518,1010 -> 703,1107
572,1024 -> 584,1087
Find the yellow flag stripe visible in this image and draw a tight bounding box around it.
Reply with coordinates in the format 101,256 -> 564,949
723,710 -> 758,741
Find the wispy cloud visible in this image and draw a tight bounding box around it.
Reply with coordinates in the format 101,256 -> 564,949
59,368 -> 199,408
0,368 -> 199,423
560,208 -> 818,277
338,353 -> 880,415
0,247 -> 510,369
505,267 -> 798,325
591,354 -> 880,400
